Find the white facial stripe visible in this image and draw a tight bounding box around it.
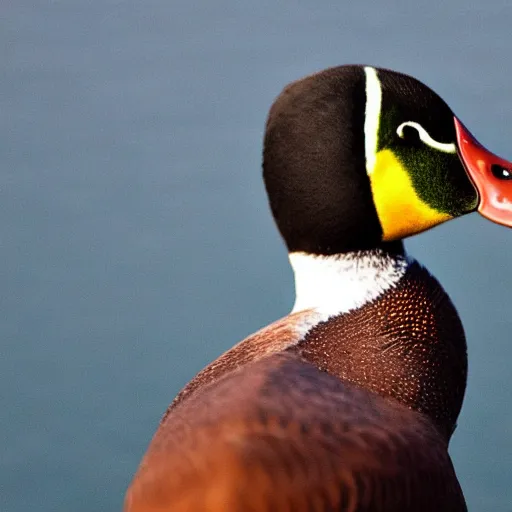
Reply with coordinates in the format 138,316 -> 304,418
364,67 -> 382,175
289,251 -> 410,321
397,121 -> 457,154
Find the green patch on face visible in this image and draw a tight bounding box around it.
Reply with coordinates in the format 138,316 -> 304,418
377,108 -> 478,216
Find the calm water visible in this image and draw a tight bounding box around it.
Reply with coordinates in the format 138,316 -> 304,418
2,1 -> 512,510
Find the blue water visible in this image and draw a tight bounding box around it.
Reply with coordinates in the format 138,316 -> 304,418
2,1 -> 512,510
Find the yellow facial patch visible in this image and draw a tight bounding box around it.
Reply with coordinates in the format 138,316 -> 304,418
369,149 -> 452,240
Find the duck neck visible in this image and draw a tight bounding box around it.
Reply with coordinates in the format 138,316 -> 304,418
289,244 -> 409,319
289,244 -> 467,441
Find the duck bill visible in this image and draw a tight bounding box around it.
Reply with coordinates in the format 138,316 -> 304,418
454,117 -> 512,227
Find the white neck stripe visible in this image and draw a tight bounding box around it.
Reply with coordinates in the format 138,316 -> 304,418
397,121 -> 457,153
364,67 -> 382,175
289,251 -> 410,322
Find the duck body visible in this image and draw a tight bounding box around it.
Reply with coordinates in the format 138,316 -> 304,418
126,250 -> 467,511
127,354 -> 464,512
125,65 -> 512,511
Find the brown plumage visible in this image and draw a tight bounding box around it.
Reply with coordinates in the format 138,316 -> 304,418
125,262 -> 467,511
125,353 -> 465,511
167,309 -> 316,414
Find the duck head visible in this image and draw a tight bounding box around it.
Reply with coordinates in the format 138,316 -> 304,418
263,65 -> 512,255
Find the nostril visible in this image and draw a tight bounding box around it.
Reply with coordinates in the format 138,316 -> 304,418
491,164 -> 512,180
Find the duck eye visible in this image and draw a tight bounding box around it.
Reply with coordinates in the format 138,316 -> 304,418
491,164 -> 512,180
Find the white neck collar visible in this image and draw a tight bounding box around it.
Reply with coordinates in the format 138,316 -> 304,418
289,250 -> 410,320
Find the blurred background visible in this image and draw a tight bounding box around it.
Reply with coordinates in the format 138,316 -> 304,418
2,1 -> 512,510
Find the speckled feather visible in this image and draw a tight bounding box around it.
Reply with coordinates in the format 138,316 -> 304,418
293,260 -> 467,439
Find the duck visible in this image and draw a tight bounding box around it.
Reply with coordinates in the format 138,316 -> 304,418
124,65 -> 512,511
